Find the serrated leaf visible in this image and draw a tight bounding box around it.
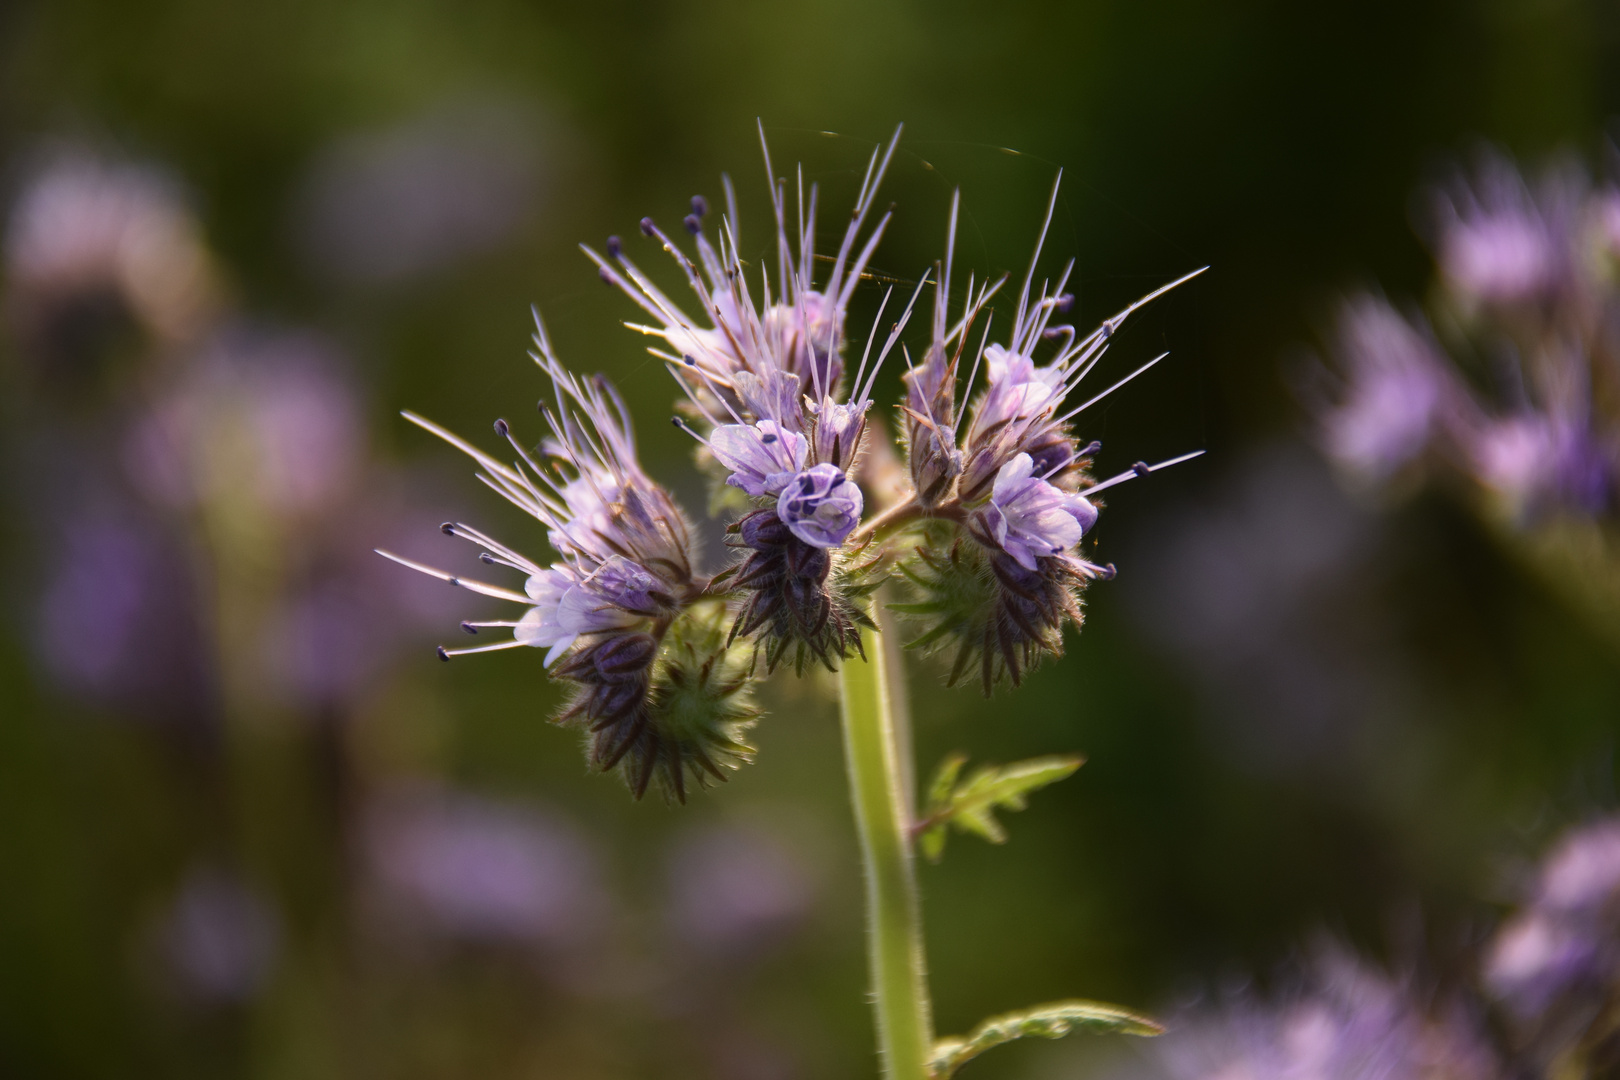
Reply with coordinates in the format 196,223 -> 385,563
928,999 -> 1163,1078
914,754 -> 1082,862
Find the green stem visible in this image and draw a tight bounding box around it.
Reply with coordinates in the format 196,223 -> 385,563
840,624 -> 934,1080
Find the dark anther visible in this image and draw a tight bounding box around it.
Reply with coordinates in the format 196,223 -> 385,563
639,217 -> 656,237
1100,563 -> 1118,580
436,645 -> 451,662
461,621 -> 478,635
1080,440 -> 1102,457
494,418 -> 510,437
440,521 -> 456,535
683,214 -> 701,235
479,552 -> 496,564
761,432 -> 777,444
1132,461 -> 1151,477
683,355 -> 697,366
671,416 -> 682,427
691,195 -> 708,217
606,235 -> 622,257
1101,320 -> 1117,339
598,265 -> 615,284
448,577 -> 461,587
1056,292 -> 1075,312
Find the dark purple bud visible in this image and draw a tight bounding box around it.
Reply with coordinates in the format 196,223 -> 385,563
461,621 -> 478,635
441,522 -> 456,535
606,235 -> 623,258
740,510 -> 792,549
592,633 -> 658,680
683,214 -> 701,235
639,217 -> 656,237
1131,461 -> 1150,477
494,418 -> 510,437
691,195 -> 708,217
784,542 -> 830,582
436,646 -> 451,662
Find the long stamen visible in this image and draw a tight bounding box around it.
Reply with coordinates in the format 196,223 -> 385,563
1080,450 -> 1205,496
375,550 -> 536,604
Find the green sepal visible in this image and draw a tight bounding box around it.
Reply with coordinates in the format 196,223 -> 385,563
928,999 -> 1163,1078
916,753 -> 1082,862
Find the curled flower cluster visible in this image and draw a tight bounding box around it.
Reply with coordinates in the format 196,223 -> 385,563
384,126 -> 1202,797
1316,150 -> 1620,524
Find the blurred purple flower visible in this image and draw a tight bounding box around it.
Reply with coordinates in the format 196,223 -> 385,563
125,325 -> 364,518
1485,817 -> 1620,1024
293,97 -> 547,286
3,145 -> 215,356
1432,152 -> 1566,305
1150,950 -> 1498,1080
665,823 -> 813,961
159,864 -> 280,1005
365,788 -> 603,950
35,506 -> 211,715
1318,297 -> 1453,485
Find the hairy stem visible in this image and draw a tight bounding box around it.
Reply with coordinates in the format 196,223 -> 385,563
840,624 -> 934,1079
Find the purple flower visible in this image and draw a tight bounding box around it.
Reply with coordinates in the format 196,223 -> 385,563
3,145 -> 215,348
380,319 -> 692,666
590,126 -> 901,420
1153,948 -> 1500,1080
709,420 -> 807,497
1433,152 -> 1564,304
1485,817 -> 1620,1022
1319,297 -> 1452,484
777,464 -> 863,547
366,788 -> 602,948
976,453 -> 1093,570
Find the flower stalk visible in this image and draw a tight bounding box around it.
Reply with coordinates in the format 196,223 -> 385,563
840,622 -> 934,1080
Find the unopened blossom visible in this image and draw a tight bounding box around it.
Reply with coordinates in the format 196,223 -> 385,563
778,463 -> 863,547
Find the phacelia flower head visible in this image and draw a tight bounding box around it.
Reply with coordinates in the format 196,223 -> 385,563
1314,149 -> 1620,539
381,318 -> 758,799
391,126 -> 1205,794
586,121 -> 901,425
887,177 -> 1204,691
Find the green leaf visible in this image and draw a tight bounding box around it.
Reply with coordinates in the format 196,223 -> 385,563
928,999 -> 1163,1078
915,754 -> 1082,862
